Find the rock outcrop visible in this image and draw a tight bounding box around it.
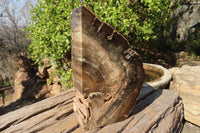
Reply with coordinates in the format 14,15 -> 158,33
13,54 -> 65,102
170,65 -> 200,126
13,54 -> 38,101
172,0 -> 200,41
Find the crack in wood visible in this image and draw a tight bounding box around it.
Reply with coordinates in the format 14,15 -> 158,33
97,22 -> 104,33
56,109 -> 73,120
27,115 -> 56,131
15,100 -> 69,124
107,31 -> 116,41
0,119 -> 20,132
29,123 -> 56,133
61,124 -> 80,133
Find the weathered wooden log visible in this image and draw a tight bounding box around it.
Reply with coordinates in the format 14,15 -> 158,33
71,6 -> 145,131
0,89 -> 76,133
0,88 -> 184,133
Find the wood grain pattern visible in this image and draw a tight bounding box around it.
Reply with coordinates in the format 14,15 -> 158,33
71,6 -> 145,131
0,88 -> 183,133
0,89 -> 76,133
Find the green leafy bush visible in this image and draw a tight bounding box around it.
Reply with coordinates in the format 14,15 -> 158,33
186,40 -> 200,56
86,0 -> 175,44
27,0 -> 81,88
27,0 -> 178,88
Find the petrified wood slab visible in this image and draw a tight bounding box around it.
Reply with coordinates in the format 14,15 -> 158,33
0,88 -> 184,133
71,6 -> 145,131
92,89 -> 184,133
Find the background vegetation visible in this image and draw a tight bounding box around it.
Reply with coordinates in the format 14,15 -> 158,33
0,0 -> 32,87
27,0 -> 179,88
0,0 -> 199,90
185,25 -> 200,56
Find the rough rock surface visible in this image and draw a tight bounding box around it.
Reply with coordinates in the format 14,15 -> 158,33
13,55 -> 38,101
170,65 -> 200,126
176,51 -> 200,67
0,86 -> 184,133
172,0 -> 200,41
13,68 -> 30,100
13,55 -> 65,102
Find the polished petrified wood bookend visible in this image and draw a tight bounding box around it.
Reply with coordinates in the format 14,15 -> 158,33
71,6 -> 145,131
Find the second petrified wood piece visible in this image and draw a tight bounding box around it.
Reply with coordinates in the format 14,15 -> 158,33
71,6 -> 145,131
